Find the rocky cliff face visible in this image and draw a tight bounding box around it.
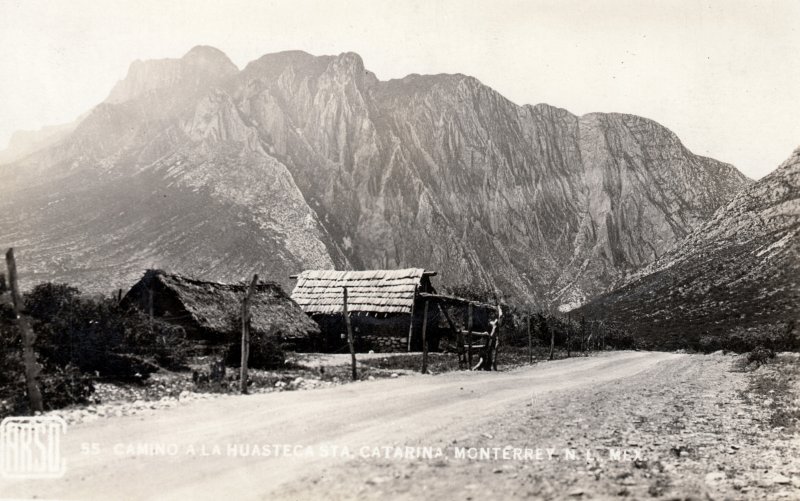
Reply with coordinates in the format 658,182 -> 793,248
577,147 -> 800,348
0,47 -> 750,303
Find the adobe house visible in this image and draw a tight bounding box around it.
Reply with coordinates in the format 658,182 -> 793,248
121,270 -> 320,348
290,268 -> 499,363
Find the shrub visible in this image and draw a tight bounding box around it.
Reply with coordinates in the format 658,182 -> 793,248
223,312 -> 285,370
747,346 -> 775,366
225,330 -> 286,370
0,303 -> 22,388
698,322 -> 798,354
25,283 -> 190,377
39,364 -> 95,410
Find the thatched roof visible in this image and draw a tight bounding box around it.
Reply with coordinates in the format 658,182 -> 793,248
124,270 -> 319,339
291,268 -> 426,314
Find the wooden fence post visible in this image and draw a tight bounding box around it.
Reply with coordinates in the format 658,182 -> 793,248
527,314 -> 532,364
407,285 -> 417,352
566,313 -> 571,358
5,248 -> 44,414
491,303 -> 502,371
602,322 -> 606,350
343,287 -> 357,381
548,317 -> 555,361
421,300 -> 429,374
148,288 -> 154,333
240,274 -> 258,394
466,303 -> 474,370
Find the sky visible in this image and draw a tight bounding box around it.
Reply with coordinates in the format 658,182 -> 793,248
1,0 -> 798,179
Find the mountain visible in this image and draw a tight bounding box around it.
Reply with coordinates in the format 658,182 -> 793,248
0,120 -> 79,165
0,47 -> 750,305
576,147 -> 800,348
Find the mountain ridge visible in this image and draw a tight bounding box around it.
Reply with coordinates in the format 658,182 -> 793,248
0,46 -> 751,308
576,146 -> 799,348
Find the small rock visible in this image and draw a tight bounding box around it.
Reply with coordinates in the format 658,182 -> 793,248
705,472 -> 726,484
772,474 -> 792,485
568,489 -> 584,497
390,373 -> 399,378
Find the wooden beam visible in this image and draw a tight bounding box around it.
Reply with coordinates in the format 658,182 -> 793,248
466,303 -> 474,370
421,300 -> 429,374
288,274 -> 298,279
527,314 -> 532,364
422,271 -> 438,277
407,285 -> 418,352
490,304 -> 503,371
417,292 -> 494,310
5,248 -> 43,413
240,274 -> 258,394
343,287 -> 357,381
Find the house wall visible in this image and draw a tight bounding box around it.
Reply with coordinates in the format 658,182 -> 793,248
309,311 -> 450,353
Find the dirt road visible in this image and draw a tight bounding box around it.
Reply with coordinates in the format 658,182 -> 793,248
2,351 -> 797,500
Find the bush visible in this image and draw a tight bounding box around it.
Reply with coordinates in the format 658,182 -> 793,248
225,331 -> 286,370
39,364 -> 95,410
698,322 -> 798,354
0,303 -> 22,388
25,283 -> 190,377
223,312 -> 285,370
747,346 -> 775,366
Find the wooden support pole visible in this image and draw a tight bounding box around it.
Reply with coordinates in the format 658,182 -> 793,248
548,317 -> 555,361
343,287 -> 357,381
602,322 -> 606,351
240,274 -> 258,394
566,313 -> 571,358
491,305 -> 502,371
5,248 -> 43,414
527,314 -> 532,364
407,285 -> 417,352
148,288 -> 154,333
421,300 -> 429,374
466,303 -> 474,370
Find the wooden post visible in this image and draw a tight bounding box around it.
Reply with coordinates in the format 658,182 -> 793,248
5,248 -> 44,414
240,274 -> 258,394
566,313 -> 571,358
602,322 -> 606,351
407,285 -> 417,352
421,300 -> 429,374
466,303 -> 474,370
527,314 -> 532,364
148,288 -> 154,332
343,287 -> 357,381
548,317 -> 555,361
491,304 -> 502,371
117,288 -> 122,303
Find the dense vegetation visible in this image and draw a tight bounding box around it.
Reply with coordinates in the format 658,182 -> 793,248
0,282 -> 191,415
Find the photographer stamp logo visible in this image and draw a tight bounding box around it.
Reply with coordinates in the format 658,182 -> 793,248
0,416 -> 67,479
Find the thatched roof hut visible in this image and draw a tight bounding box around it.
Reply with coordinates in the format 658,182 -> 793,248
122,270 -> 319,342
291,268 -> 433,314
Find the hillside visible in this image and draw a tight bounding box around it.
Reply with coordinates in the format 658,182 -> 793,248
576,147 -> 800,349
0,47 -> 749,304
